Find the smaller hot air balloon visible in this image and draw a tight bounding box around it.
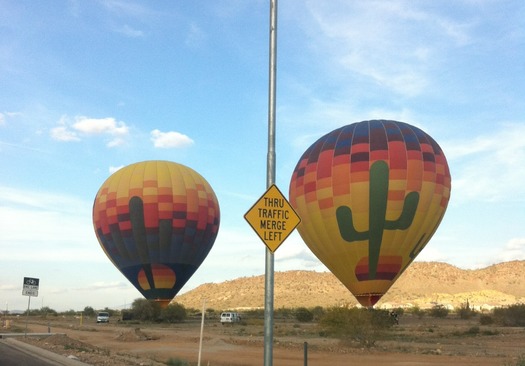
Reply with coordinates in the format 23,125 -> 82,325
93,160 -> 220,308
289,120 -> 451,307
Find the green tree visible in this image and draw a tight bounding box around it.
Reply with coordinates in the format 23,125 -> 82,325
101,307 -> 117,317
83,306 -> 96,317
131,298 -> 161,321
161,303 -> 187,323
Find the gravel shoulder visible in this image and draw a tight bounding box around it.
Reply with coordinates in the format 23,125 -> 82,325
4,315 -> 525,366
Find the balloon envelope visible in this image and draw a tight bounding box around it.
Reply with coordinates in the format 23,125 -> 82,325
289,120 -> 451,307
93,160 -> 220,307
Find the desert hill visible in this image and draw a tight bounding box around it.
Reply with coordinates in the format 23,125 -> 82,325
174,261 -> 525,311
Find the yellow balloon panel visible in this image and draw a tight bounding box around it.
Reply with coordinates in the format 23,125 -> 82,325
289,120 -> 451,307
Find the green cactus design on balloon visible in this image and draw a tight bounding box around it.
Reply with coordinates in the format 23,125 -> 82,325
336,160 -> 420,280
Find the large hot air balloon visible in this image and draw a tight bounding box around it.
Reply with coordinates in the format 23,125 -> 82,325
93,160 -> 220,308
289,120 -> 451,307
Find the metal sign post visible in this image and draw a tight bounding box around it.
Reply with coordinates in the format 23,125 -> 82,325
265,1 -> 278,365
244,2 -> 282,364
22,277 -> 39,337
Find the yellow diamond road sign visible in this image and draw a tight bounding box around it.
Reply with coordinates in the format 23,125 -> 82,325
244,184 -> 301,253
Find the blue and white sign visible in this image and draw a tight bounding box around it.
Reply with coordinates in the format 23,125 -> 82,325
22,277 -> 39,297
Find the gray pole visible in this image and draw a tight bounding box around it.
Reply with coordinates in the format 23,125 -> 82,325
25,296 -> 31,337
264,0 -> 278,365
197,299 -> 206,366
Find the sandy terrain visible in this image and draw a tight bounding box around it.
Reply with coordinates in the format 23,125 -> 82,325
7,314 -> 525,366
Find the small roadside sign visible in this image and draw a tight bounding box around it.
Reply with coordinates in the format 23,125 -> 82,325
22,277 -> 39,297
244,184 -> 301,252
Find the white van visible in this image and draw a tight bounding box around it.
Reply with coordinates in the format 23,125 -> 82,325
220,312 -> 241,324
96,312 -> 110,323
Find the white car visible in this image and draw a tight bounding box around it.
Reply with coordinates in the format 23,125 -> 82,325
96,312 -> 110,323
220,312 -> 241,324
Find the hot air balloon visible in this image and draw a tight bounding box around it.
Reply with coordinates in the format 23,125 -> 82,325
93,160 -> 220,308
289,120 -> 451,307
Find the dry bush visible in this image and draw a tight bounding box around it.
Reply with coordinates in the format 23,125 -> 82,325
318,307 -> 395,348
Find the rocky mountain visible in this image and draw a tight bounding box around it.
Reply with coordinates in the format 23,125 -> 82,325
174,261 -> 525,311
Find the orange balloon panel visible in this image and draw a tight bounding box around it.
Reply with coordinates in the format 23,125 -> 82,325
93,160 -> 220,306
289,120 -> 451,307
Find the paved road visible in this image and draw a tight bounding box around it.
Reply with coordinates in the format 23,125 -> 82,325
0,339 -> 89,366
0,340 -> 59,365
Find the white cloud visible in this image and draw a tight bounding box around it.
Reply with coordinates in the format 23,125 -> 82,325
0,185 -> 87,213
106,137 -> 125,147
50,125 -> 80,141
51,115 -> 130,147
150,129 -> 194,149
299,1 -> 475,97
414,245 -> 449,264
0,112 -> 5,125
0,186 -> 101,263
102,0 -> 154,19
80,281 -> 129,291
274,233 -> 328,271
496,238 -> 525,263
444,123 -> 525,202
72,116 -> 128,136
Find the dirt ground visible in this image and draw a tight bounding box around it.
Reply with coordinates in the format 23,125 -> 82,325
6,314 -> 525,366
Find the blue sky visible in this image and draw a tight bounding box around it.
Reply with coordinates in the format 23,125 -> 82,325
1,0 -> 524,312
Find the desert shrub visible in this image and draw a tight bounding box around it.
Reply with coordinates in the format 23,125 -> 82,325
311,306 -> 325,320
295,307 -> 314,322
244,308 -> 265,319
493,304 -> 525,327
166,358 -> 189,366
429,304 -> 449,318
161,303 -> 187,323
46,309 -> 59,317
28,306 -> 58,317
479,314 -> 493,325
409,306 -> 425,319
131,298 -> 161,322
370,309 -> 398,328
275,307 -> 294,320
452,326 -> 497,337
318,307 -> 395,348
457,302 -> 476,319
